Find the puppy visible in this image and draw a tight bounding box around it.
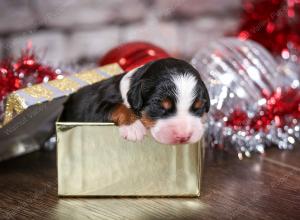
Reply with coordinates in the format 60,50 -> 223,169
61,58 -> 210,144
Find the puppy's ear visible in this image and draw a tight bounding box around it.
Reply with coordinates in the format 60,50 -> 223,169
127,81 -> 143,114
203,85 -> 210,113
127,62 -> 153,114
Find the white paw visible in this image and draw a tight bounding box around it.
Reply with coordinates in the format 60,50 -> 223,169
119,120 -> 147,142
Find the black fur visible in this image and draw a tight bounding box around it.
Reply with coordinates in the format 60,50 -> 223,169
60,73 -> 125,122
61,58 -> 210,122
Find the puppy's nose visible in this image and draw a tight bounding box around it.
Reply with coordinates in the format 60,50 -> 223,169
175,133 -> 192,143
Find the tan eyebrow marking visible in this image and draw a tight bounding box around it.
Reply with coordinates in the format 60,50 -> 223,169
161,98 -> 172,110
193,99 -> 203,109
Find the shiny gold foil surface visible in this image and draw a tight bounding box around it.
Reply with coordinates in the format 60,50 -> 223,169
2,93 -> 28,126
56,122 -> 204,197
2,64 -> 123,126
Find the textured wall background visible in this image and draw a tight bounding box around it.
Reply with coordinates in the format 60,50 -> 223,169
0,0 -> 242,66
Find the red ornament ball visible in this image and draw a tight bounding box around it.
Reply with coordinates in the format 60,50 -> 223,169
99,41 -> 170,71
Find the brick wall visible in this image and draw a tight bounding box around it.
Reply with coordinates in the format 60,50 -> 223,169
0,0 -> 241,66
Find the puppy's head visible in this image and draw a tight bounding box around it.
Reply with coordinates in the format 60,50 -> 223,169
121,58 -> 210,144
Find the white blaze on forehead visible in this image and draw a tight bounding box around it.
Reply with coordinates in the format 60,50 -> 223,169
172,74 -> 197,113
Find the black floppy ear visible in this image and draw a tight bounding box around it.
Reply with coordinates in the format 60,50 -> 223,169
203,85 -> 210,113
127,81 -> 143,114
127,62 -> 154,114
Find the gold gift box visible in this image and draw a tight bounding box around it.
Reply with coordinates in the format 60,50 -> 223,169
0,64 -> 123,161
56,122 -> 204,197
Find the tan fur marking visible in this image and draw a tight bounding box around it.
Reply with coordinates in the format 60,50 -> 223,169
193,99 -> 203,109
111,104 -> 137,125
140,113 -> 156,128
161,98 -> 172,110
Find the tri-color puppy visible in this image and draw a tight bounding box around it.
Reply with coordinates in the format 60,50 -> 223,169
61,58 -> 210,144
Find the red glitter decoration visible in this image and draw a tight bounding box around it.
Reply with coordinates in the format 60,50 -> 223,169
99,41 -> 170,71
0,48 -> 58,102
236,0 -> 300,57
226,88 -> 300,133
226,109 -> 249,131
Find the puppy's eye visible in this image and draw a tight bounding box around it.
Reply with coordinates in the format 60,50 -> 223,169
193,99 -> 203,110
161,98 -> 172,110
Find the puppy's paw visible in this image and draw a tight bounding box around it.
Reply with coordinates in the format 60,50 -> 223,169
119,120 -> 147,142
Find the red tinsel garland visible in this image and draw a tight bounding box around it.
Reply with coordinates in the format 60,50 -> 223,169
237,0 -> 300,58
0,49 -> 58,102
